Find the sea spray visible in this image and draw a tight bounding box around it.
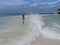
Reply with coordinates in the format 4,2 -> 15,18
16,15 -> 44,45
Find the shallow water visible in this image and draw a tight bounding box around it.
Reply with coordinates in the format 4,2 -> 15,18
0,14 -> 60,45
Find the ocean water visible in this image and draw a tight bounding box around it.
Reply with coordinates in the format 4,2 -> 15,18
0,14 -> 60,45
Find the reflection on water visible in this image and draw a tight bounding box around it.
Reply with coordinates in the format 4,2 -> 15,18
0,14 -> 60,45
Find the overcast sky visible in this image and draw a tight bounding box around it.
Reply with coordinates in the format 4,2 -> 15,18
0,0 -> 60,13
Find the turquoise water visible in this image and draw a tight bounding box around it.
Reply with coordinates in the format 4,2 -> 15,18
0,14 -> 60,45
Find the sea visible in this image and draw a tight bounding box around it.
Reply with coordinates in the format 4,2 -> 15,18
0,14 -> 60,45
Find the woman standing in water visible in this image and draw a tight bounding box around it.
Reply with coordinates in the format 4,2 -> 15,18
22,14 -> 25,24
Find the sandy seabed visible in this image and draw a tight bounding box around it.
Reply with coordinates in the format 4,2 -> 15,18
32,37 -> 60,45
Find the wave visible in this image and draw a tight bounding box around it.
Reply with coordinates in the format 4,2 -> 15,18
0,14 -> 60,45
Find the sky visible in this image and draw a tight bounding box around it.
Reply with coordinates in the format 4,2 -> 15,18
0,0 -> 60,13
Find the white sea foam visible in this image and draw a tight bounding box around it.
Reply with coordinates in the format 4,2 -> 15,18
53,23 -> 60,28
0,15 -> 43,45
0,14 -> 60,45
40,27 -> 60,39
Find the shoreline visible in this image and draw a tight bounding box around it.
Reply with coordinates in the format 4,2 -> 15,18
32,36 -> 60,45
